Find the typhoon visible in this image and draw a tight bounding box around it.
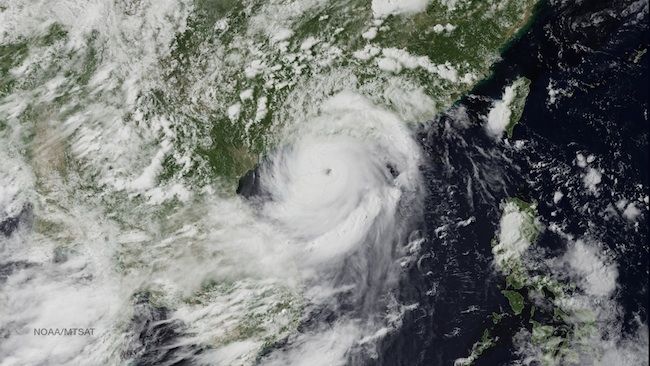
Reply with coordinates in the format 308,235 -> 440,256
0,0 -> 648,365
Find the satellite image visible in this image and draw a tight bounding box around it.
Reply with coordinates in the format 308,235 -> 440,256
0,0 -> 648,365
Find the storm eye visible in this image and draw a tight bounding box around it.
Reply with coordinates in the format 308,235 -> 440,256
386,164 -> 399,178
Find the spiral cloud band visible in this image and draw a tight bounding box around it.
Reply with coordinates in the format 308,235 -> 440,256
252,91 -> 424,364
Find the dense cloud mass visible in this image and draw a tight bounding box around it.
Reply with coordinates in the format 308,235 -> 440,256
0,0 -> 647,365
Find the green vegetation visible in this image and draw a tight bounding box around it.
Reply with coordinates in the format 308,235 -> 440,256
457,329 -> 498,366
505,77 -> 531,138
0,41 -> 28,98
509,197 -> 540,242
153,0 -> 541,184
501,290 -> 525,315
39,23 -> 68,46
464,198 -> 600,365
0,0 -> 542,191
491,312 -> 506,324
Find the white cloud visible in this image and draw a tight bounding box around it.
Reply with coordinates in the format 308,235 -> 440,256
371,0 -> 431,17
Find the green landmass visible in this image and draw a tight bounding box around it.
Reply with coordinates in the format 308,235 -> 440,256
463,198 -> 601,365
501,289 -> 525,315
1,0 -> 542,190
456,329 -> 498,366
163,0 -> 542,184
505,76 -> 531,138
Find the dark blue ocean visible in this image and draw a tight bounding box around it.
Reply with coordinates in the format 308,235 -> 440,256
377,0 -> 649,364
